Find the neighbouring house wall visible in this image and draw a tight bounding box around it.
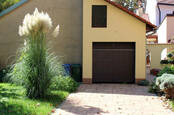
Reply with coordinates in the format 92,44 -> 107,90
83,0 -> 147,82
157,18 -> 167,43
146,0 -> 174,26
167,16 -> 174,41
159,5 -> 174,25
0,0 -> 82,66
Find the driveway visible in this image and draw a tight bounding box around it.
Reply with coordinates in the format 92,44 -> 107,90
53,84 -> 173,115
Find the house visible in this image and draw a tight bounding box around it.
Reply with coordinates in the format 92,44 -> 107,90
157,14 -> 174,43
146,0 -> 174,27
145,0 -> 174,44
0,0 -> 155,84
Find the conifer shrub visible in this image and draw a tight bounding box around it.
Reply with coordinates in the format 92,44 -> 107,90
156,74 -> 174,99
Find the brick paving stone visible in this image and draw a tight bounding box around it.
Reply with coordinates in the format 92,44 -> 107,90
52,84 -> 174,115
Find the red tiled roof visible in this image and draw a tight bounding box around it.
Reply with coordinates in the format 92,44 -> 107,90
104,0 -> 156,30
147,35 -> 158,38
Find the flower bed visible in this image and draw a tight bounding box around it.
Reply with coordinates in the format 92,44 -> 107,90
0,0 -> 21,12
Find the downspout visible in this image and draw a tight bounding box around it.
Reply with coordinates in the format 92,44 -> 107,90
157,3 -> 161,25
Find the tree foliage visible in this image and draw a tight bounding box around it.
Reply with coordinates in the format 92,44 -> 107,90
112,0 -> 145,12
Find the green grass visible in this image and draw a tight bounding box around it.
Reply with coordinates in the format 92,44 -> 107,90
0,83 -> 69,115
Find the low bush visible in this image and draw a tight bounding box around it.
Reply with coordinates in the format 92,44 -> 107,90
168,60 -> 174,64
160,60 -> 169,64
167,53 -> 173,58
137,80 -> 149,86
50,76 -> 79,93
160,60 -> 174,64
156,74 -> 174,99
157,66 -> 174,77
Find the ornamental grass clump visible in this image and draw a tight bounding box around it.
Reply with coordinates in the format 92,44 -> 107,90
10,8 -> 61,99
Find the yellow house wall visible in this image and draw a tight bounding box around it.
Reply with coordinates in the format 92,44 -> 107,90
0,0 -> 82,66
83,0 -> 147,82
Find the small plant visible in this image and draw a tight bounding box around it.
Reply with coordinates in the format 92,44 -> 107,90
50,76 -> 79,93
156,74 -> 174,99
137,80 -> 149,86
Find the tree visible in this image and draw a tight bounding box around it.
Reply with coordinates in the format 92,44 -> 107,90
112,0 -> 145,12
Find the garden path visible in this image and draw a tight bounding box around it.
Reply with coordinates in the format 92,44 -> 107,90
53,84 -> 173,115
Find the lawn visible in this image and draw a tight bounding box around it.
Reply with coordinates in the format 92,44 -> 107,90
0,83 -> 69,115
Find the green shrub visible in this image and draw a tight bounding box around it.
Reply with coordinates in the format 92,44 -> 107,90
50,76 -> 79,93
0,0 -> 20,12
137,80 -> 149,86
167,53 -> 173,58
160,60 -> 169,64
157,66 -> 174,77
168,60 -> 174,64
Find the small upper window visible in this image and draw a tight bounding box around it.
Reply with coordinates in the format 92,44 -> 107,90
92,5 -> 107,28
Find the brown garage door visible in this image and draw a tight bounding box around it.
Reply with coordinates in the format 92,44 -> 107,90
93,42 -> 135,83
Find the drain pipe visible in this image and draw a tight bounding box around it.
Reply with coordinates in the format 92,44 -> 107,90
157,3 -> 161,26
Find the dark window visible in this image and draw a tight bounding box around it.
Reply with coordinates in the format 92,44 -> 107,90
92,5 -> 107,27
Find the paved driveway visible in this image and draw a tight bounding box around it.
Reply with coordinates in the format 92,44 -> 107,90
53,84 -> 173,115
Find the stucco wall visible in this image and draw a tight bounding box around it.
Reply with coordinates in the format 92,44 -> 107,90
147,44 -> 174,69
159,5 -> 174,25
157,18 -> 167,43
167,16 -> 174,40
83,0 -> 147,81
157,16 -> 174,44
0,0 -> 82,66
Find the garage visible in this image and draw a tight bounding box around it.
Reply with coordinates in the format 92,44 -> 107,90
83,0 -> 156,84
93,42 -> 135,83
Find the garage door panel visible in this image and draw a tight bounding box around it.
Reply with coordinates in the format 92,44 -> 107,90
93,50 -> 113,60
93,42 -> 135,83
